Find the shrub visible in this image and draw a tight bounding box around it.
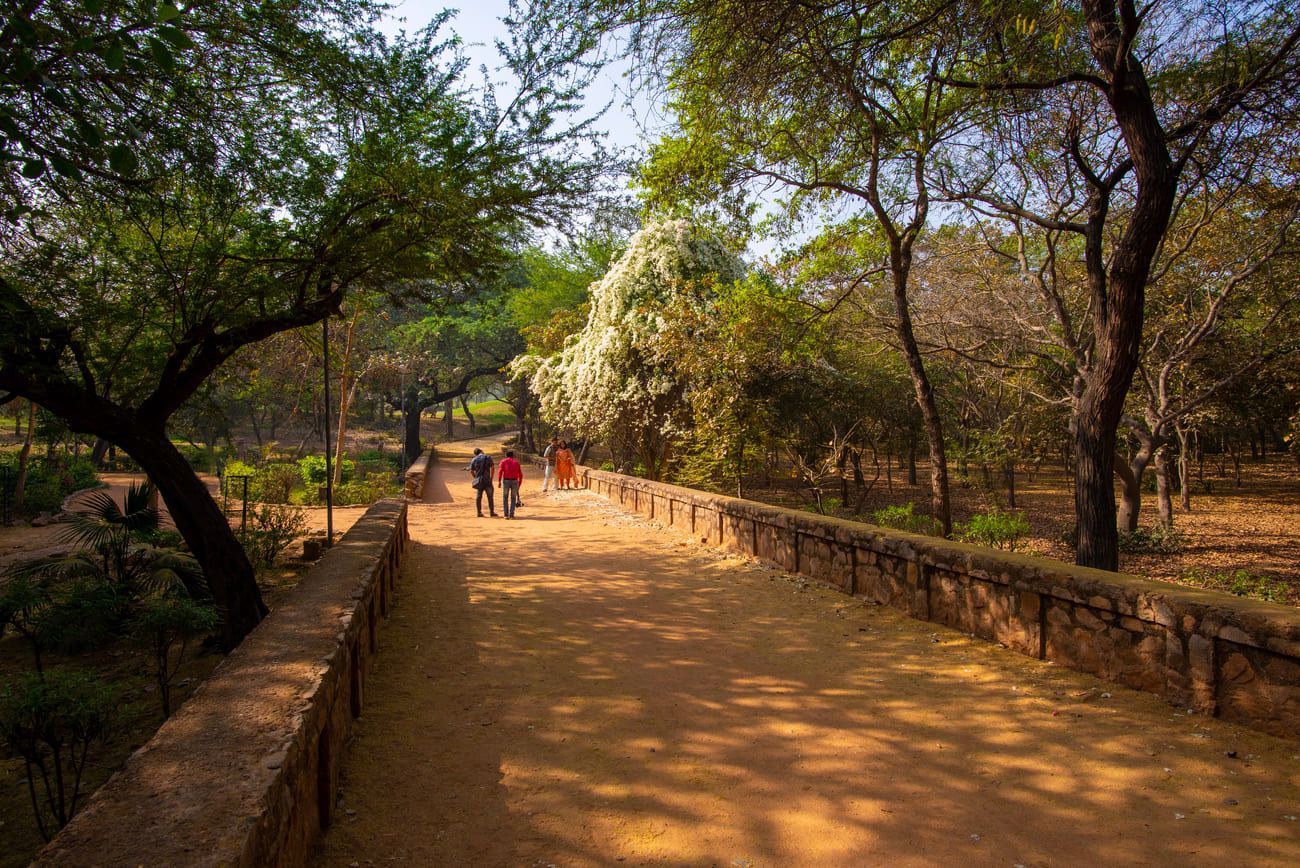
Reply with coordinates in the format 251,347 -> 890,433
959,509 -> 1031,551
1117,523 -> 1187,555
871,502 -> 942,536
130,594 -> 220,717
297,455 -> 353,487
251,464 -> 298,504
332,473 -> 399,506
0,456 -> 100,516
0,669 -> 118,841
222,461 -> 301,504
243,504 -> 309,568
220,460 -> 258,498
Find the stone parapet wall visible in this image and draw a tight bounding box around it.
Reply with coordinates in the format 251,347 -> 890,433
581,468 -> 1300,739
35,499 -> 409,867
403,450 -> 433,500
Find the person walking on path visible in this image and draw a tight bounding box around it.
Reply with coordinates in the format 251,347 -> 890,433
497,449 -> 524,519
541,437 -> 559,492
467,448 -> 497,517
555,440 -> 577,489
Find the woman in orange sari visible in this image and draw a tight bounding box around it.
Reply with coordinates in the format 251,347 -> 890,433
555,440 -> 577,489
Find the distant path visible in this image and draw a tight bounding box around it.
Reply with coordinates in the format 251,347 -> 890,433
316,436 -> 1300,867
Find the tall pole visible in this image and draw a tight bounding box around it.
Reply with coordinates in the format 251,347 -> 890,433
322,314 -> 335,548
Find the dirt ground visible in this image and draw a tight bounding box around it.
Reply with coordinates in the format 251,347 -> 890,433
313,437 -> 1300,868
746,456 -> 1300,602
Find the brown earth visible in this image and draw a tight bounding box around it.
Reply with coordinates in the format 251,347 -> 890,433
744,456 -> 1300,603
314,437 -> 1300,868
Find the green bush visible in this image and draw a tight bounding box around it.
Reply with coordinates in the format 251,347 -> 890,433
251,464 -> 298,504
220,460 -> 258,497
332,473 -> 398,506
1117,523 -> 1187,555
297,455 -> 353,487
222,461 -> 300,504
0,456 -> 100,515
871,502 -> 941,536
242,504 -> 309,567
130,594 -> 220,717
959,509 -> 1031,551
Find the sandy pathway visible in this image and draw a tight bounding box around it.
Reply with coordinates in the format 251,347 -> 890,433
315,438 -> 1300,867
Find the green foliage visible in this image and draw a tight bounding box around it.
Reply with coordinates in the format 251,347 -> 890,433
805,497 -> 842,515
0,456 -> 100,515
1117,524 -> 1188,555
355,449 -> 401,468
959,509 -> 1031,551
242,504 -> 309,568
130,594 -> 219,717
1179,568 -> 1295,605
297,455 -> 354,487
248,464 -> 299,505
220,460 -> 258,491
332,474 -> 399,507
0,669 -> 118,841
871,503 -> 942,536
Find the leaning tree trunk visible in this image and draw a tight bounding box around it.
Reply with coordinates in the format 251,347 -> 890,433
120,426 -> 268,648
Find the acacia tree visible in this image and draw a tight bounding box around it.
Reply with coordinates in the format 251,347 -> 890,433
0,4 -> 605,645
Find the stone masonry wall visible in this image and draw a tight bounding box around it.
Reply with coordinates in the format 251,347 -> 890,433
35,499 -> 409,867
581,468 -> 1300,740
403,449 -> 433,500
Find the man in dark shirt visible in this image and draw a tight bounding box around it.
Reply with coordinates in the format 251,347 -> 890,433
467,448 -> 497,517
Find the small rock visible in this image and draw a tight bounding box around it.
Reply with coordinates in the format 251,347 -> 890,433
1225,751 -> 1238,759
1174,813 -> 1186,820
968,834 -> 981,842
1223,799 -> 1239,806
1101,692 -> 1111,699
1285,815 -> 1298,821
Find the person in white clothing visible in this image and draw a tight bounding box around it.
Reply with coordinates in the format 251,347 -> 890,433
541,436 -> 558,491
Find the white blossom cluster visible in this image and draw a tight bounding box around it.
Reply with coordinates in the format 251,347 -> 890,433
516,219 -> 744,453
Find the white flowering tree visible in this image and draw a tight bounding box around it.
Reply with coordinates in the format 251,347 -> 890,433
517,219 -> 744,478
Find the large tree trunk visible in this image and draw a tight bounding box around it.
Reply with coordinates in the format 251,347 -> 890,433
1073,0 -> 1179,570
401,387 -> 423,469
120,426 -> 267,648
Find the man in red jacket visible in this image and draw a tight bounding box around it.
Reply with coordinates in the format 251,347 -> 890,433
497,449 -> 524,519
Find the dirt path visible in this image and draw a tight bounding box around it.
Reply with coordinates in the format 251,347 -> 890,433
315,437 -> 1300,867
